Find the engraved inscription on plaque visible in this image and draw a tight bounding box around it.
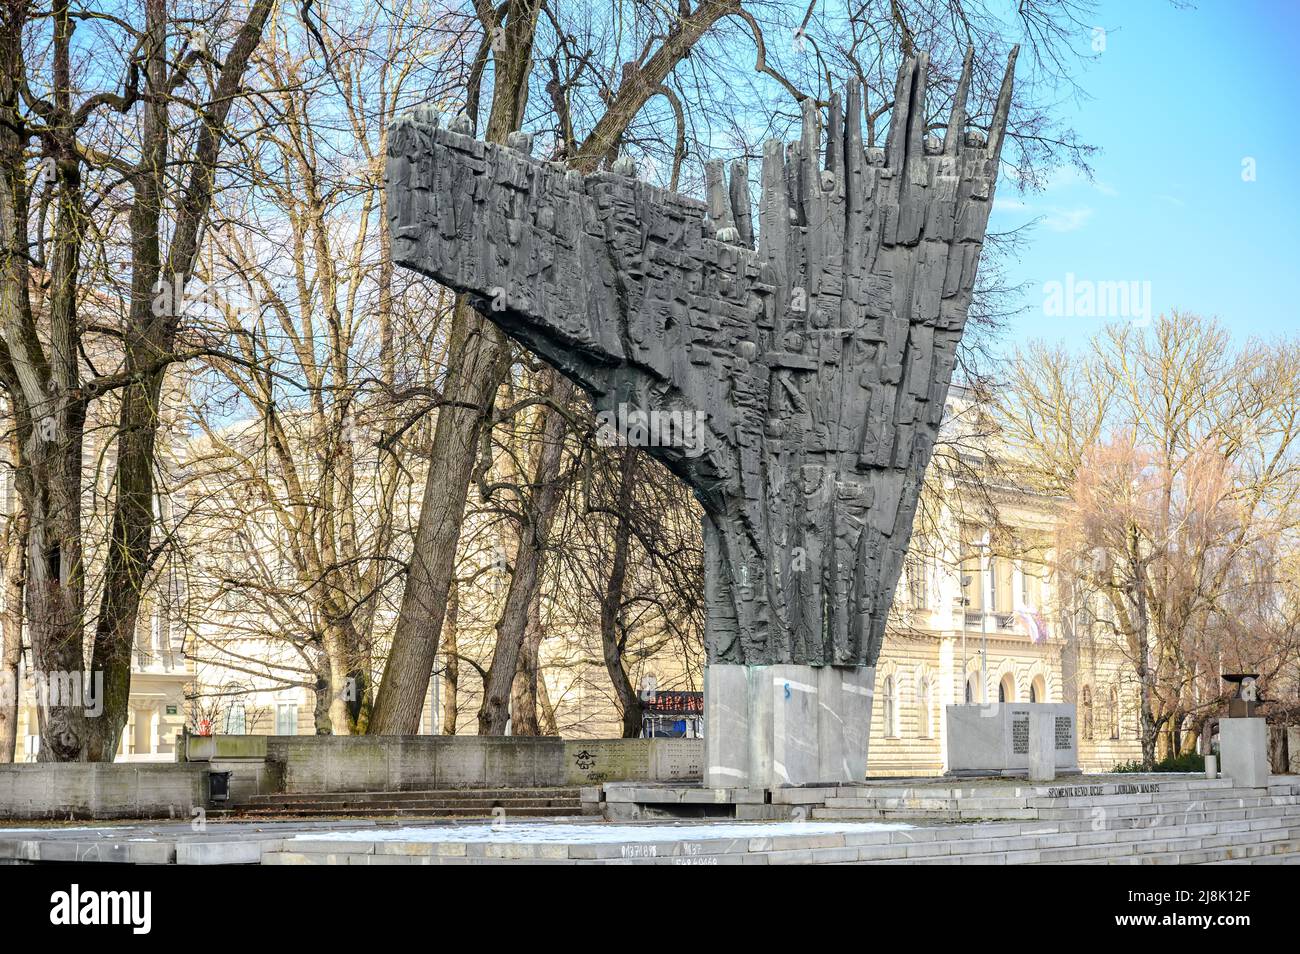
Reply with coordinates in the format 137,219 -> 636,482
1055,716 -> 1073,751
1012,715 -> 1030,755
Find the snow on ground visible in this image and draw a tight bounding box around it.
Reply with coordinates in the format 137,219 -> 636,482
290,820 -> 914,845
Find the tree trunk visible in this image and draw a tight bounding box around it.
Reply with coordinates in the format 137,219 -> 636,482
370,303 -> 509,734
23,416 -> 90,762
322,618 -> 356,735
441,581 -> 459,735
369,0 -> 540,734
0,445 -> 25,763
477,374 -> 574,735
509,592 -> 545,735
312,671 -> 332,735
601,448 -> 643,739
0,11 -> 30,765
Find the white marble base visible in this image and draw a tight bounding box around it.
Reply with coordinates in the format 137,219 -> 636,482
703,664 -> 874,788
1219,717 -> 1269,788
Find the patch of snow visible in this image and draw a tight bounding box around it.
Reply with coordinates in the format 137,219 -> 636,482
291,820 -> 913,845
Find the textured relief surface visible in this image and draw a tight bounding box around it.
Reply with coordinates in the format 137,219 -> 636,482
388,50 -> 1016,668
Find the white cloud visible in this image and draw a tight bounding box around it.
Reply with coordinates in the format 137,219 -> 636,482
1040,206 -> 1094,232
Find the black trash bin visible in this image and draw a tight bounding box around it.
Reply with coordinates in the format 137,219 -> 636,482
209,770 -> 233,803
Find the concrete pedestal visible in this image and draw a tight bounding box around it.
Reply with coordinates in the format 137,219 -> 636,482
703,664 -> 874,788
1219,717 -> 1269,788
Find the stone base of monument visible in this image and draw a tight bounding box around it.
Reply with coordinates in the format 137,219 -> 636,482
1219,717 -> 1269,788
946,704 -> 1081,777
703,664 -> 875,788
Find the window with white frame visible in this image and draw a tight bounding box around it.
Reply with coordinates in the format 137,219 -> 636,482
882,675 -> 897,738
275,702 -> 299,736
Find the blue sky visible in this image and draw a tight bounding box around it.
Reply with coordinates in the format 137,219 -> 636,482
990,0 -> 1300,350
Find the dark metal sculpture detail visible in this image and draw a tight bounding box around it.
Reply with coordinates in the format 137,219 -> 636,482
388,49 -> 1016,669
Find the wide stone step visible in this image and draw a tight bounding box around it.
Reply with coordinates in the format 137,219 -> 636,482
814,790 -> 1295,821
250,787 -> 581,805
814,800 -> 1298,829
817,809 -> 1298,844
796,777 -> 1244,803
240,800 -> 580,813
261,822 -> 1300,866
246,796 -> 580,809
851,822 -> 1300,865
226,805 -> 586,819
820,785 -> 1273,807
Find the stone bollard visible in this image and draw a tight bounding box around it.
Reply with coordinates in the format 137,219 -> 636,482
1028,711 -> 1056,782
1205,754 -> 1217,780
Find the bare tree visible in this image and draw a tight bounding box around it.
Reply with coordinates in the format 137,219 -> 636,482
999,314 -> 1300,765
0,0 -> 274,760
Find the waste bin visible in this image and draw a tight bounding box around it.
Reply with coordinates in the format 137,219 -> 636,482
209,770 -> 233,803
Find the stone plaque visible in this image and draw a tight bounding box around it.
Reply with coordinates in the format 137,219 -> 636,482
653,739 -> 704,780
564,739 -> 703,785
1012,715 -> 1030,755
1055,715 -> 1073,751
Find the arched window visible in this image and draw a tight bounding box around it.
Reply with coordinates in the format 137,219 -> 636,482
917,673 -> 934,739
1030,675 -> 1046,704
1082,686 -> 1094,740
999,674 -> 1015,704
965,673 -> 979,704
882,675 -> 897,738
1109,688 -> 1120,740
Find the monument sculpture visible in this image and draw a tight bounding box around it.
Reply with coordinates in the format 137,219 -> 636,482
388,48 -> 1017,786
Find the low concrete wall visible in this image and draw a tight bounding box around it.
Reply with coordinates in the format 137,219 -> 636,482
564,739 -> 702,785
266,736 -> 568,792
263,736 -> 704,792
0,763 -> 208,820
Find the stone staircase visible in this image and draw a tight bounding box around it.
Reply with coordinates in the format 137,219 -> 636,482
806,776 -> 1283,818
258,777 -> 1300,864
803,777 -> 1300,864
216,787 -> 589,820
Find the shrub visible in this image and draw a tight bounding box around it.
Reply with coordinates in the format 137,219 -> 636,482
1112,752 -> 1205,773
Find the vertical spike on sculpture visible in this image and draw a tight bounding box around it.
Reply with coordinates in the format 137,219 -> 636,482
387,49 -> 1018,787
728,159 -> 754,249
